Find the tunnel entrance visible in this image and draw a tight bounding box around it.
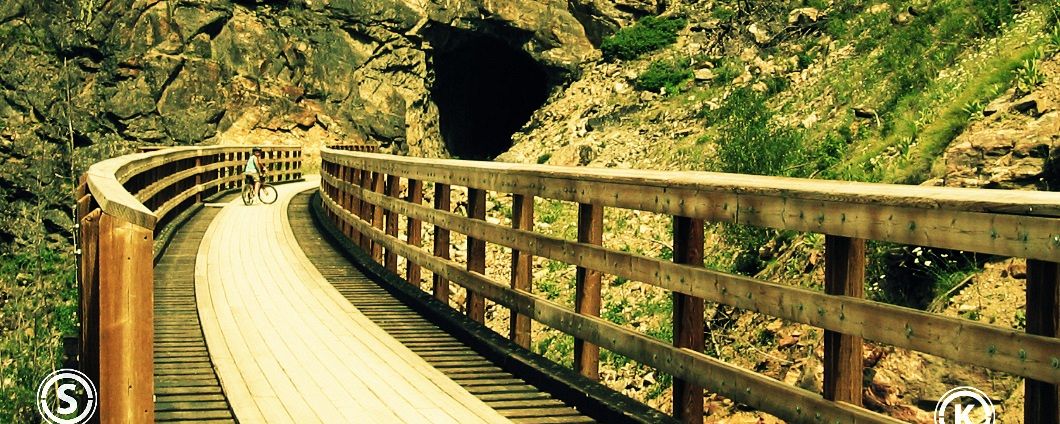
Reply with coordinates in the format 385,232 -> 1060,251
431,34 -> 550,160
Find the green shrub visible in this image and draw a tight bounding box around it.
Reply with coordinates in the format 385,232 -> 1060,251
711,57 -> 743,85
1014,57 -> 1045,96
536,153 -> 552,164
707,88 -> 807,177
866,243 -> 979,309
600,16 -> 687,61
711,5 -> 736,21
634,57 -> 692,93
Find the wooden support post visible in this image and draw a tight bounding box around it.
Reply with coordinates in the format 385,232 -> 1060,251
673,216 -> 705,424
97,213 -> 154,424
574,203 -> 603,380
1027,260 -> 1060,424
385,175 -> 401,273
406,179 -> 424,286
348,168 -> 361,243
359,171 -> 374,250
823,235 -> 865,406
194,156 -> 202,203
337,165 -> 349,238
433,183 -> 452,303
466,188 -> 487,323
79,210 -> 101,394
371,173 -> 385,262
510,194 -> 534,348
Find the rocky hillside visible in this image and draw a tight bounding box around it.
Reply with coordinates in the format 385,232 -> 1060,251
1,0 -> 1059,421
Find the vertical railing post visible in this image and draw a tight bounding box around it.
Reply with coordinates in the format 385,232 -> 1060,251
349,168 -> 361,243
510,194 -> 534,348
406,179 -> 424,286
98,213 -> 154,423
79,209 -> 101,397
359,170 -> 374,250
1026,260 -> 1059,424
823,235 -> 865,406
433,183 -> 452,303
385,175 -> 401,273
370,173 -> 385,261
337,165 -> 348,238
194,155 -> 202,203
466,188 -> 487,323
673,216 -> 704,423
574,203 -> 603,379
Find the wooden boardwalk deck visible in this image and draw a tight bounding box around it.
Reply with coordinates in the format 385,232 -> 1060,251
194,180 -> 510,423
154,201 -> 235,422
288,191 -> 597,423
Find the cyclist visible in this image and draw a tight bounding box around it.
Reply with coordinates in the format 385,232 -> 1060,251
244,147 -> 267,200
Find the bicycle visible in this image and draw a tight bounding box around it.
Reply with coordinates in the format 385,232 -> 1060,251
242,173 -> 278,205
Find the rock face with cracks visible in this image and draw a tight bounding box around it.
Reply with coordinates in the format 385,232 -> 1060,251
0,0 -> 612,251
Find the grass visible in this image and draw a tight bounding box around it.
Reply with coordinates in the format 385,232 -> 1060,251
635,57 -> 692,94
806,0 -> 1056,183
0,248 -> 77,422
600,16 -> 687,61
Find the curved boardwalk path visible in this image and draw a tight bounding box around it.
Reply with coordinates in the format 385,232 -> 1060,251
288,191 -> 596,424
154,201 -> 235,422
194,179 -> 509,423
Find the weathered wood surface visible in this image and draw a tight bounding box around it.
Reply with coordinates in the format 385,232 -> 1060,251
97,213 -> 154,424
823,236 -> 865,406
672,216 -> 704,424
195,179 -> 509,423
321,146 -> 1060,422
324,149 -> 1060,262
324,172 -> 1060,384
319,190 -> 900,424
153,199 -> 234,423
288,191 -> 595,424
86,146 -> 302,231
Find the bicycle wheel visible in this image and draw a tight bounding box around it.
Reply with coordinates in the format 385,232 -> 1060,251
241,185 -> 254,205
259,185 -> 278,204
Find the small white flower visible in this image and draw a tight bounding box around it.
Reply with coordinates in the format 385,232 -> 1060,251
924,260 -> 932,267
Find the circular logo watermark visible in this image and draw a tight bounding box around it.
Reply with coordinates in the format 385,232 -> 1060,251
36,369 -> 97,424
935,386 -> 994,424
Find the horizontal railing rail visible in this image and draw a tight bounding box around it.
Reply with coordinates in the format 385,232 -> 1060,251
78,145 -> 303,424
319,148 -> 1060,424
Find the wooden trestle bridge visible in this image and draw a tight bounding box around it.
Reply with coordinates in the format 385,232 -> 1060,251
75,145 -> 1059,423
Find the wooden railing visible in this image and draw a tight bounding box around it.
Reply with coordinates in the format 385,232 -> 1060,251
320,147 -> 1060,424
75,146 -> 302,423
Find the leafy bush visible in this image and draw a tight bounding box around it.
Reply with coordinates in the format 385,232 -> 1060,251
600,16 -> 687,61
1014,57 -> 1045,96
706,88 -> 808,177
704,88 -> 810,274
634,57 -> 692,93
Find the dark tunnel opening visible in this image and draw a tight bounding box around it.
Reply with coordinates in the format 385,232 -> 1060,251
432,34 -> 550,160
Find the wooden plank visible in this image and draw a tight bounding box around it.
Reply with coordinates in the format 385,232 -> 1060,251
98,213 -> 154,424
574,203 -> 603,380
1026,260 -> 1060,424
672,216 -> 704,424
510,194 -> 534,348
359,170 -> 374,250
327,178 -> 1060,384
407,179 -> 424,285
434,183 -> 452,303
371,172 -> 385,261
322,149 -> 1060,262
320,192 -> 900,423
823,236 -> 864,406
467,188 -> 487,324
385,175 -> 401,273
79,209 -> 102,390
